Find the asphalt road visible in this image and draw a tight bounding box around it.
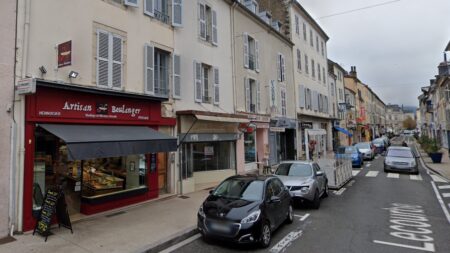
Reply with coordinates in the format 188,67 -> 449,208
171,137 -> 450,253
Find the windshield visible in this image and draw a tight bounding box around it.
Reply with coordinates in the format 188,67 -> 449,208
355,143 -> 370,149
275,163 -> 313,177
373,139 -> 384,145
387,149 -> 414,158
212,178 -> 264,201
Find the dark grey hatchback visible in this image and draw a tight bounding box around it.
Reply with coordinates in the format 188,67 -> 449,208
197,175 -> 293,248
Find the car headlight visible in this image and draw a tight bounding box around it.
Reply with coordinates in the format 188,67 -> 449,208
410,160 -> 416,167
300,186 -> 310,193
241,210 -> 261,224
198,205 -> 205,218
385,160 -> 393,166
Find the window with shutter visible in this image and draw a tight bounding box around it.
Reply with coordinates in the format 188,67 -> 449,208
243,32 -> 249,68
276,53 -> 281,81
256,80 -> 261,113
144,44 -> 154,94
321,41 -> 324,56
322,67 -> 326,84
318,64 -> 321,81
194,61 -> 202,102
97,30 -> 109,87
303,23 -> 307,40
299,84 -> 305,108
245,78 -> 250,112
213,67 -> 219,104
212,10 -> 218,45
255,40 -> 259,72
281,54 -> 285,82
112,36 -> 123,88
305,54 -> 309,74
270,80 -> 276,109
312,90 -> 318,111
295,15 -> 299,35
297,49 -> 301,71
281,87 -> 287,116
316,35 -> 319,52
311,59 -> 315,78
173,54 -> 181,98
172,0 -> 183,27
309,29 -> 313,46
96,30 -> 123,89
199,3 -> 206,40
144,0 -> 154,17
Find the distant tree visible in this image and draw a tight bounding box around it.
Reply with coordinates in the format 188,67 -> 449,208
402,116 -> 417,130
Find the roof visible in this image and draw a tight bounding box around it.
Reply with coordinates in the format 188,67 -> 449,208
445,41 -> 450,51
291,0 -> 329,41
328,59 -> 346,73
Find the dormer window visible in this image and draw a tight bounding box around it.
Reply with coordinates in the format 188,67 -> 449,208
243,0 -> 258,13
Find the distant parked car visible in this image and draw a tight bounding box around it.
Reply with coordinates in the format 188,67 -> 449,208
372,138 -> 387,154
198,175 -> 293,248
381,135 -> 391,146
274,161 -> 328,209
383,147 -> 419,174
354,142 -> 375,160
336,146 -> 364,168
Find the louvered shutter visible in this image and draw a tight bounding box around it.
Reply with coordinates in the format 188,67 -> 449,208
112,35 -> 123,88
124,0 -> 139,7
194,61 -> 202,102
323,67 -> 326,84
212,10 -> 218,45
255,40 -> 260,72
276,53 -> 281,81
243,33 -> 249,68
172,0 -> 183,27
97,30 -> 109,87
281,54 -> 285,82
299,84 -> 305,108
269,80 -> 276,108
199,3 -> 206,40
144,44 -> 154,94
213,67 -> 219,105
245,78 -> 250,112
144,0 -> 154,17
313,90 -> 318,111
256,80 -> 261,113
173,54 -> 181,98
325,96 -> 329,113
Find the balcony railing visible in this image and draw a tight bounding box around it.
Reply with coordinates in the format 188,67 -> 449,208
154,9 -> 170,24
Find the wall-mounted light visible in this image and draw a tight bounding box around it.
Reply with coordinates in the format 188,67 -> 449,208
68,71 -> 79,79
39,66 -> 47,74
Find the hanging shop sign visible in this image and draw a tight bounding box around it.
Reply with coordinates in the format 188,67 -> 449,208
270,127 -> 285,132
300,122 -> 313,129
57,40 -> 72,68
16,78 -> 36,95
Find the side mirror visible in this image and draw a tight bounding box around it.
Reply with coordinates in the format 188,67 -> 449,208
270,196 -> 281,203
316,171 -> 324,176
209,189 -> 214,195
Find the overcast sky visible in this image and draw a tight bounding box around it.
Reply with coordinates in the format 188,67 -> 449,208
298,0 -> 450,107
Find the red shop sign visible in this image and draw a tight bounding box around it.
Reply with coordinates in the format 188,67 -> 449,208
58,41 -> 72,68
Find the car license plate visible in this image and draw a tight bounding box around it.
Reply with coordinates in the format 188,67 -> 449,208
210,222 -> 231,233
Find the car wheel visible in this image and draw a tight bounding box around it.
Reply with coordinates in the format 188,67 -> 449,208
286,204 -> 294,224
311,190 -> 320,209
323,183 -> 329,198
260,222 -> 271,248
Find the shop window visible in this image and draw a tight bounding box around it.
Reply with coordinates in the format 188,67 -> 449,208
244,132 -> 256,163
181,141 -> 236,176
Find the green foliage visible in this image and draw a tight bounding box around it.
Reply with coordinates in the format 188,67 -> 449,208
419,135 -> 441,153
402,116 -> 417,130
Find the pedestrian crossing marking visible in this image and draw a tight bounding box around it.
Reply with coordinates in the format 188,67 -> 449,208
430,174 -> 448,183
410,175 -> 423,181
366,171 -> 379,177
442,193 -> 450,198
366,163 -> 371,167
438,185 -> 450,189
387,173 -> 399,178
352,170 -> 360,176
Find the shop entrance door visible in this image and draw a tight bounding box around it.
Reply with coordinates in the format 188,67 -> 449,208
157,153 -> 168,193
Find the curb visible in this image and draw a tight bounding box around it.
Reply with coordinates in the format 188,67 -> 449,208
414,144 -> 450,181
139,226 -> 199,253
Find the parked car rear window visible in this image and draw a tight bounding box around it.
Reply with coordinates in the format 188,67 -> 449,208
275,163 -> 313,177
212,178 -> 264,201
373,139 -> 384,145
387,149 -> 413,158
355,143 -> 371,149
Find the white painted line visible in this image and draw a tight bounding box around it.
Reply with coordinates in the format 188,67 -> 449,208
438,185 -> 450,189
159,233 -> 202,253
442,193 -> 450,198
366,171 -> 379,177
373,240 -> 435,252
366,163 -> 371,167
299,213 -> 310,221
431,181 -> 450,225
334,188 -> 346,196
270,230 -> 303,253
387,173 -> 399,178
410,175 -> 423,181
352,170 -> 360,176
430,174 -> 448,183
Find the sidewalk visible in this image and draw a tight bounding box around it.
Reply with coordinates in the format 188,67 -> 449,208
417,145 -> 450,180
0,190 -> 209,253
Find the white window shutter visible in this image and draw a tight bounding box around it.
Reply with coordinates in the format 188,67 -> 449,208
313,90 -> 318,111
111,35 -> 123,88
299,84 -> 305,108
255,40 -> 260,72
173,54 -> 181,98
194,61 -> 202,102
281,54 -> 285,82
256,80 -> 261,113
172,0 -> 183,27
144,0 -> 154,17
269,80 -> 276,109
212,10 -> 218,45
198,3 -> 206,40
144,44 -> 154,94
97,30 -> 109,87
276,53 -> 281,81
124,0 -> 139,7
243,32 -> 249,68
213,67 -> 219,105
245,78 -> 250,112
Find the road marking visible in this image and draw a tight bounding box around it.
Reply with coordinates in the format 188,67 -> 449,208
269,230 -> 303,253
373,240 -> 435,252
352,170 -> 360,176
438,185 -> 450,189
366,163 -> 371,167
431,181 -> 450,224
347,180 -> 355,187
366,171 -> 379,177
442,193 -> 450,198
387,173 -> 400,178
410,175 -> 423,181
159,233 -> 202,253
293,213 -> 310,221
430,174 -> 448,183
334,188 -> 346,196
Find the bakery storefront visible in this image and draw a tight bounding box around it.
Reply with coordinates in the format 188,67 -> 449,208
23,82 -> 176,231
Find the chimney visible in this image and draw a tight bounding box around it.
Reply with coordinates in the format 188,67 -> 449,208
349,66 -> 357,78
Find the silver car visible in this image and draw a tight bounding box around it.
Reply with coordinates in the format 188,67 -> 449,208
355,142 -> 375,160
384,147 -> 419,174
274,161 -> 328,209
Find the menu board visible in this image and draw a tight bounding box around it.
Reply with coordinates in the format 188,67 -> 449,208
33,188 -> 73,241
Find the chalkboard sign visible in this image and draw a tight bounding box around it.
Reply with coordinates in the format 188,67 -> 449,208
33,187 -> 73,241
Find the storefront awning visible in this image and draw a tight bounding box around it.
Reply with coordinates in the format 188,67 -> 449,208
195,114 -> 249,123
334,126 -> 353,137
39,124 -> 177,161
306,129 -> 327,136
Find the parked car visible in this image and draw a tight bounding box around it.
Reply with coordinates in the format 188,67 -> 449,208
383,146 -> 419,174
354,142 -> 375,160
197,175 -> 293,248
274,161 -> 328,209
336,146 -> 363,168
372,138 -> 387,154
380,135 -> 391,147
